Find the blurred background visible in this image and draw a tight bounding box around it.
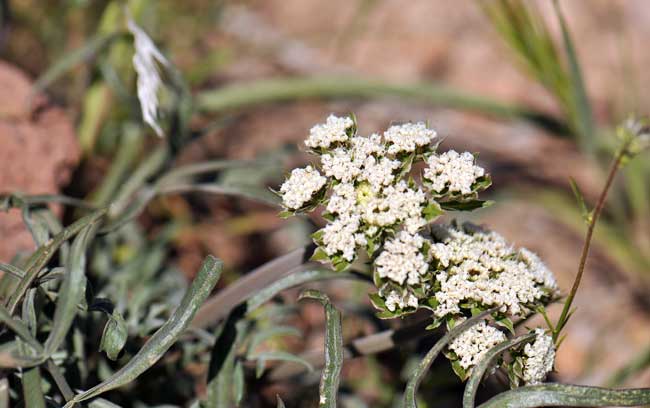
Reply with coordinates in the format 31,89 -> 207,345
1,0 -> 649,406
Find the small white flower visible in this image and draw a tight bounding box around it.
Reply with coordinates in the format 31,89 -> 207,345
321,148 -> 362,182
280,166 -> 327,210
384,290 -> 419,312
326,183 -> 357,215
321,213 -> 362,261
519,248 -> 559,292
383,122 -> 437,154
375,231 -> 428,285
449,321 -> 506,371
305,115 -> 354,149
351,133 -> 384,159
360,181 -> 426,233
522,329 -> 555,385
128,17 -> 169,137
358,156 -> 401,191
424,150 -> 485,195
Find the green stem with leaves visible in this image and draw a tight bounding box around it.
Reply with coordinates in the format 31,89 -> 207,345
554,139 -> 632,343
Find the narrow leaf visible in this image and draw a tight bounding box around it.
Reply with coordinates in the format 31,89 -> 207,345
206,305 -> 248,408
44,223 -> 95,357
22,366 -> 46,408
0,304 -> 43,353
194,77 -> 568,134
299,290 -> 343,408
478,383 -> 650,408
6,208 -> 107,315
67,256 -> 223,405
0,263 -> 24,280
552,0 -> 594,151
569,177 -> 591,224
33,33 -> 122,94
251,351 -> 314,378
440,200 -> 494,212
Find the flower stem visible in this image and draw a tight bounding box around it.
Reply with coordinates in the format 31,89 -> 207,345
553,143 -> 629,343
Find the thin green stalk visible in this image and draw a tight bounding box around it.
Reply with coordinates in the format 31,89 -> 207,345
554,142 -> 630,342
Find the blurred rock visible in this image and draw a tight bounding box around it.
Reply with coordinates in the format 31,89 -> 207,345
0,60 -> 81,262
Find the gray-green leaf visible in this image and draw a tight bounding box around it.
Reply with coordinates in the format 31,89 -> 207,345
299,290 -> 343,408
99,310 -> 128,361
66,255 -> 223,405
478,383 -> 650,408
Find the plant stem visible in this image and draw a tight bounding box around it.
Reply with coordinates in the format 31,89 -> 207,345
553,143 -> 629,342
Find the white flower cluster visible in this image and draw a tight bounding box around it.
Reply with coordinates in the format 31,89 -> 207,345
384,122 -> 437,154
280,166 -> 327,210
127,17 -> 169,137
522,329 -> 555,385
375,231 -> 428,286
384,290 -> 419,312
430,225 -> 558,318
281,116 -> 446,268
320,214 -> 366,261
424,150 -> 485,195
305,115 -> 355,149
449,321 -> 506,371
279,115 -> 559,385
359,181 -> 427,234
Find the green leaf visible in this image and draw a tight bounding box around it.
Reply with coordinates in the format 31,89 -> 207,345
310,247 -> 331,263
207,305 -> 248,408
0,263 -> 25,280
402,308 -> 497,407
552,0 -> 595,152
233,360 -> 245,406
0,304 -> 43,354
45,359 -> 75,403
569,177 -> 592,224
43,223 -> 95,357
440,200 -> 494,212
478,384 -> 650,408
299,290 -> 343,408
158,182 -> 280,207
463,332 -> 536,408
6,208 -> 107,315
194,77 -> 567,134
99,310 -> 128,361
423,201 -> 444,221
251,351 -> 314,378
451,359 -> 468,381
67,256 -> 223,405
32,32 -> 124,94
494,316 -> 515,335
21,366 -> 45,408
88,398 -> 124,408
